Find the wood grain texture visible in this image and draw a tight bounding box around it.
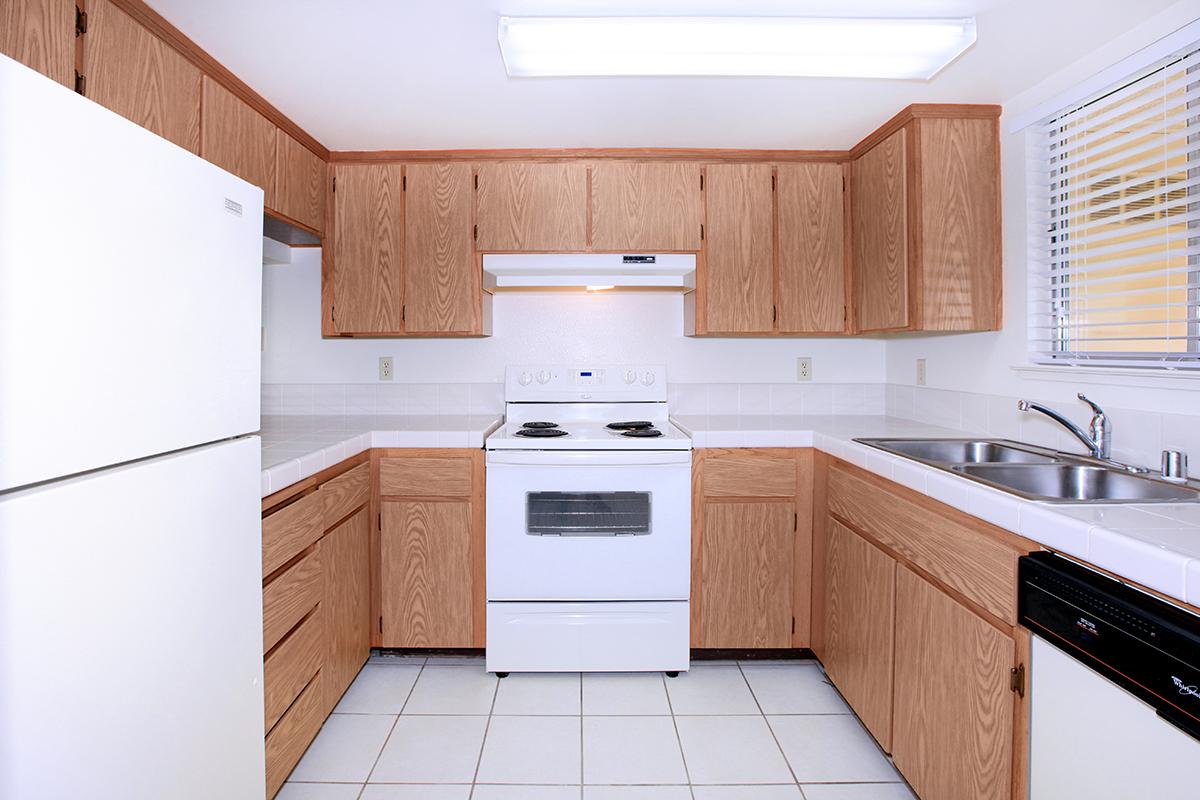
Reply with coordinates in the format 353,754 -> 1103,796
698,501 -> 795,648
262,490 -> 324,577
262,548 -> 321,654
333,147 -> 848,163
777,162 -> 846,333
823,518 -> 896,751
892,566 -> 1014,800
919,117 -> 1001,331
590,162 -> 703,250
827,464 -> 1027,625
0,0 -> 73,87
702,452 -> 798,498
849,103 -> 1001,160
319,462 -> 369,530
263,606 -> 323,733
404,162 -> 479,333
476,162 -> 588,250
320,507 -> 371,715
265,671 -> 324,799
200,75 -> 276,199
852,127 -> 909,332
83,0 -> 201,152
380,500 -> 474,647
703,163 -> 775,333
331,162 -> 403,333
262,452 -> 368,514
809,450 -> 831,659
379,456 -> 473,497
274,129 -> 326,233
792,449 -> 815,647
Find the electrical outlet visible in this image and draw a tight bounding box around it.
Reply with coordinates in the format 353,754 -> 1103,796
379,356 -> 394,381
916,358 -> 927,386
797,357 -> 813,381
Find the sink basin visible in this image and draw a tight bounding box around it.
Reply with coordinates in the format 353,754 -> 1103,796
953,464 -> 1200,503
862,439 -> 1057,465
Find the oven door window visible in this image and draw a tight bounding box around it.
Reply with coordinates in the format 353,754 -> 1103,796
526,491 -> 652,536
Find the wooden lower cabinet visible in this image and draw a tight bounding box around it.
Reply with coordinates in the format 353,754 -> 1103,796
893,566 -> 1015,800
822,518 -> 895,750
320,506 -> 371,714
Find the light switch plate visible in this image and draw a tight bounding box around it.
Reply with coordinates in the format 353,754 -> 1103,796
379,356 -> 394,381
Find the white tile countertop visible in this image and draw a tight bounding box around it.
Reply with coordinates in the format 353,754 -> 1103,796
260,414 -> 502,498
672,413 -> 1200,609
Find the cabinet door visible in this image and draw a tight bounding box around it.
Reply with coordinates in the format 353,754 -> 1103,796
83,0 -> 201,153
703,163 -> 774,333
331,163 -> 403,333
852,127 -> 909,332
0,0 -> 73,87
892,565 -> 1014,800
591,162 -> 703,250
274,129 -> 326,232
200,76 -> 276,201
777,162 -> 846,333
697,501 -> 794,648
404,162 -> 478,333
321,506 -> 370,713
475,162 -> 587,250
823,518 -> 895,750
380,500 -> 473,647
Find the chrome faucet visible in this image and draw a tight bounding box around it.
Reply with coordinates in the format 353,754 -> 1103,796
1017,393 -> 1110,460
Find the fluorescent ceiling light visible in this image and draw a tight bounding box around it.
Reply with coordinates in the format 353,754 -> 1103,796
497,16 -> 976,80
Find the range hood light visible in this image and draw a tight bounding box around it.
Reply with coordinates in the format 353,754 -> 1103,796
586,285 -> 615,292
497,16 -> 977,80
482,253 -> 696,291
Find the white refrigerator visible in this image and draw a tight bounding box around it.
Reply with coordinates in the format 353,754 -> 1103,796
0,54 -> 267,799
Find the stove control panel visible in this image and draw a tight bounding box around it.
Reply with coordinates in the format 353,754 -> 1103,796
505,365 -> 666,402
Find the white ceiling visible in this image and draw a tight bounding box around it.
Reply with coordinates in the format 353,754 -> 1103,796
146,0 -> 1177,151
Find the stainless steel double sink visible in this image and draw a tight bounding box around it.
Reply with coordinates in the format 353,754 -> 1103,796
856,438 -> 1200,504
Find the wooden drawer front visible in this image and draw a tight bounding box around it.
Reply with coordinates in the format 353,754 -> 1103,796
265,670 -> 324,799
321,462 -> 369,528
827,465 -> 1020,624
263,490 -> 324,577
380,457 -> 473,497
263,549 -> 322,653
263,607 -> 324,733
704,454 -> 796,497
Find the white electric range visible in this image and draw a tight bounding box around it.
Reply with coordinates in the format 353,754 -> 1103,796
484,365 -> 692,674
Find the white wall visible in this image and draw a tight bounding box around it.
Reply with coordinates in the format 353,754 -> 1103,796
262,248 -> 886,385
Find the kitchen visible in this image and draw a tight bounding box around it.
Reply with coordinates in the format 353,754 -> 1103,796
3,1 -> 1200,798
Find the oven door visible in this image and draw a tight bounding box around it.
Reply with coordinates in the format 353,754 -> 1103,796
485,450 -> 691,601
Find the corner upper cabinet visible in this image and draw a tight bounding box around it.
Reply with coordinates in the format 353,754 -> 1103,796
0,0 -> 74,87
590,162 -> 703,250
274,130 -> 326,233
200,76 -> 277,204
777,162 -> 849,333
694,163 -> 775,334
330,162 -> 403,334
83,0 -> 201,153
475,162 -> 588,251
851,109 -> 1001,333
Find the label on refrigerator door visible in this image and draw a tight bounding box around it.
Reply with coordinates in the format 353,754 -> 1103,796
224,197 -> 243,216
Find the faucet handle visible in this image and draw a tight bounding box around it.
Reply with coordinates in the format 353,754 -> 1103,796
1077,393 -> 1106,417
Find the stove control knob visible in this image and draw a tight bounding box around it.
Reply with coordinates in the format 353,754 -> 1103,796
623,370 -> 637,384
536,370 -> 552,384
518,371 -> 533,386
641,371 -> 656,386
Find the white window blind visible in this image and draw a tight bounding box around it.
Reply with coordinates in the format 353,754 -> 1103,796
1029,44 -> 1200,367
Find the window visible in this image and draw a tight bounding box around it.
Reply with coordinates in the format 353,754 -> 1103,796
1030,45 -> 1200,367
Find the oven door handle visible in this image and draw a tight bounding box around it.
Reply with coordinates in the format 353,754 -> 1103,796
486,450 -> 692,468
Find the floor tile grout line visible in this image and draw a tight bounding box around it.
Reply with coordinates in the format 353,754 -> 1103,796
738,662 -> 802,788
361,660 -> 425,786
660,671 -> 696,800
466,668 -> 502,798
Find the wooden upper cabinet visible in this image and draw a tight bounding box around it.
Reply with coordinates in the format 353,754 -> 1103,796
83,0 -> 201,153
853,127 -> 909,332
702,163 -> 775,333
475,162 -> 587,250
274,129 -> 326,232
777,162 -> 847,333
590,162 -> 703,250
403,162 -> 479,334
892,565 -> 1014,800
331,163 -> 403,334
201,76 -> 277,202
0,0 -> 74,87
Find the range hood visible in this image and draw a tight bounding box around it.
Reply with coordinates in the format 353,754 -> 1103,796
482,253 -> 696,291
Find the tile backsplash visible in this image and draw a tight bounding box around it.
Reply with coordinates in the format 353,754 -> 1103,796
668,383 -> 886,416
262,383 -> 504,416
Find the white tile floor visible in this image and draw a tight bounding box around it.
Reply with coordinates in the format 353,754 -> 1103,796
279,655 -> 915,800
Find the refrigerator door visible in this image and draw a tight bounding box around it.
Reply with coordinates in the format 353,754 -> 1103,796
0,54 -> 263,492
0,437 -> 265,800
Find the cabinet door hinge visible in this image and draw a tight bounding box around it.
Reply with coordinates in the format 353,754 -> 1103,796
75,6 -> 87,35
842,176 -> 846,192
794,512 -> 798,531
773,305 -> 778,323
700,174 -> 704,191
331,305 -> 336,323
474,174 -> 479,190
1010,664 -> 1026,698
791,617 -> 796,635
699,223 -> 704,241
843,306 -> 848,322
379,616 -> 383,634
73,71 -> 85,95
771,174 -> 776,191
402,175 -> 406,191
473,224 -> 478,240
401,305 -> 405,322
332,176 -> 336,192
